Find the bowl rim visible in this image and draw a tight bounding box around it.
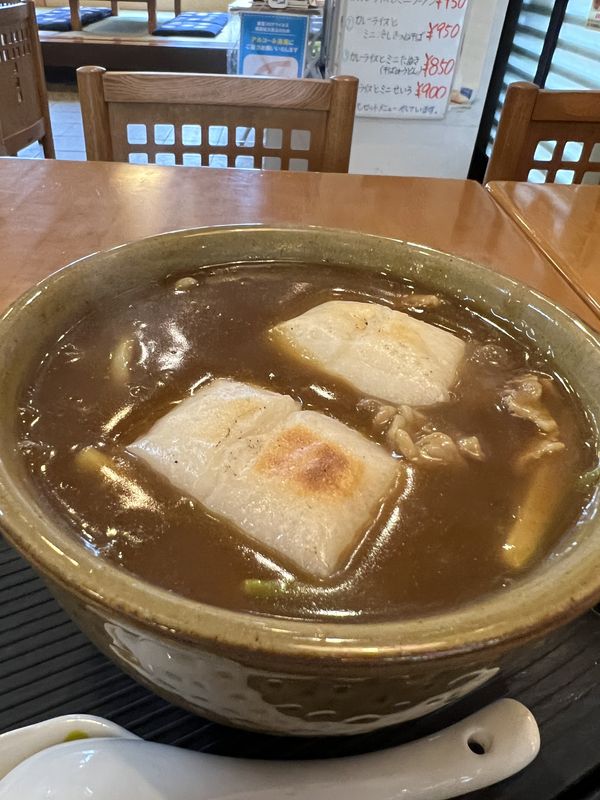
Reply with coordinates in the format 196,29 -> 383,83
2,223 -> 600,664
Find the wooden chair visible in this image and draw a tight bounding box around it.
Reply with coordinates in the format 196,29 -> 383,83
485,81 -> 600,184
0,1 -> 54,158
76,67 -> 358,172
106,0 -> 181,34
68,0 -> 179,33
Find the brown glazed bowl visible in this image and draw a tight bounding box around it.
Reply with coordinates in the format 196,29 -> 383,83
1,226 -> 600,736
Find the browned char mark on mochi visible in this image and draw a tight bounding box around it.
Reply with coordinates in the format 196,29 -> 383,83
255,424 -> 364,498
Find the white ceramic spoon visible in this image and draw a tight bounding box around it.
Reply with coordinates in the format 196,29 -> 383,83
0,699 -> 539,800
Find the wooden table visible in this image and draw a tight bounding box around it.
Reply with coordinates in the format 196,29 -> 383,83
487,181 -> 600,321
1,158 -> 598,332
2,158 -> 600,799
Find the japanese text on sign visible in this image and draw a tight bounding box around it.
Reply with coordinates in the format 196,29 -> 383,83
239,12 -> 308,78
337,0 -> 469,119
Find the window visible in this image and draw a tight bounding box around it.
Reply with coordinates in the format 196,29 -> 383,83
472,0 -> 600,179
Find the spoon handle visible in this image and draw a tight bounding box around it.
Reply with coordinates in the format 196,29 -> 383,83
0,699 -> 540,800
150,698 -> 540,799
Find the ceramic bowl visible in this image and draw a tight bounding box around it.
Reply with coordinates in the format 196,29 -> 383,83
1,226 -> 599,736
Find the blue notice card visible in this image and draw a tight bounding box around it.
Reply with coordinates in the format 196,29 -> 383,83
239,12 -> 308,78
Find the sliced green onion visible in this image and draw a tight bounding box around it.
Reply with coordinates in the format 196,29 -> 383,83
63,730 -> 90,742
576,465 -> 600,490
242,579 -> 291,598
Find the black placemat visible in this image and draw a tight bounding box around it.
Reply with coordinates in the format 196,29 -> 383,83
1,533 -> 599,798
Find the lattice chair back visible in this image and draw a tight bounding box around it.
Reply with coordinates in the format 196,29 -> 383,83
0,1 -> 54,157
485,81 -> 600,185
77,67 -> 358,173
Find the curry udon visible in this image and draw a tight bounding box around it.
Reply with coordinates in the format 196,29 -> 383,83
16,262 -> 594,621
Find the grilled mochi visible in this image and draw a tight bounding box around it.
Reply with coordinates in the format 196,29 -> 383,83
271,300 -> 466,407
129,378 -> 398,578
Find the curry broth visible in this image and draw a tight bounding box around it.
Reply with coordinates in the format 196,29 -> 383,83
17,263 -> 593,620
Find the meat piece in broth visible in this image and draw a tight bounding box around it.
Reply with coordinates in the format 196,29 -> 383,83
501,374 -> 559,435
129,379 -> 398,578
271,300 -> 465,406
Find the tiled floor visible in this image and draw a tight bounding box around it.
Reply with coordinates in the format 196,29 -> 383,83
18,85 -> 86,161
18,86 -> 233,165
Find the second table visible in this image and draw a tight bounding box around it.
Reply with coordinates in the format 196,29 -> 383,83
487,181 -> 600,323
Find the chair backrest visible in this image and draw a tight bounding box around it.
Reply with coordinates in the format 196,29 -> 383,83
76,66 -> 358,173
485,81 -> 600,184
0,1 -> 53,156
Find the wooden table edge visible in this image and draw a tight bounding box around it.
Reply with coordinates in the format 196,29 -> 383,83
485,182 -> 600,321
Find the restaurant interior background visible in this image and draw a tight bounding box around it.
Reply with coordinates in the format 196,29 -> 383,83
20,0 -> 600,178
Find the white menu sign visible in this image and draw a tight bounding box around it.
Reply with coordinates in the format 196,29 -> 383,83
338,0 -> 470,119
587,0 -> 600,29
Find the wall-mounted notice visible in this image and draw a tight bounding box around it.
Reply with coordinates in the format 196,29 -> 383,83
239,11 -> 309,78
337,0 -> 470,119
